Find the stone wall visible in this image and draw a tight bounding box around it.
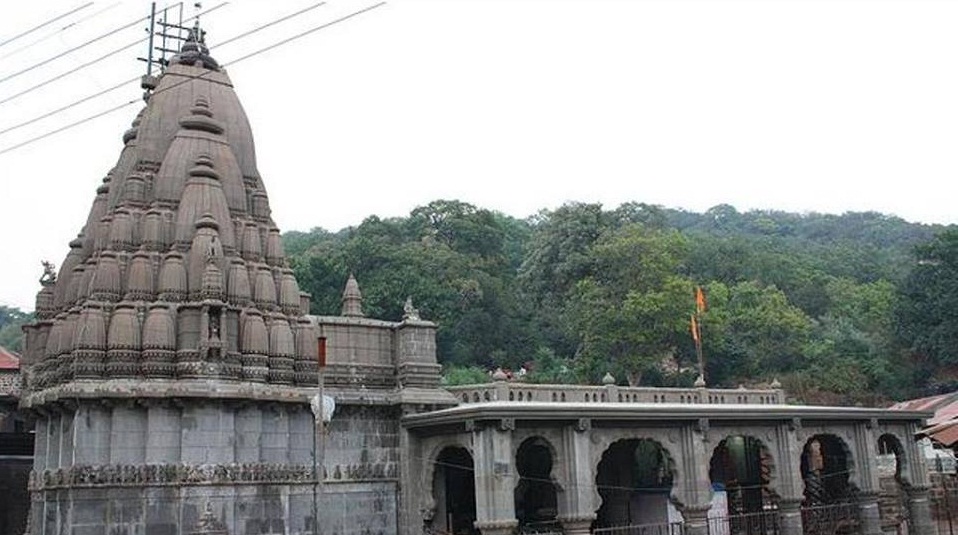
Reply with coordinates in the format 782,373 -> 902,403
0,370 -> 20,398
27,400 -> 405,535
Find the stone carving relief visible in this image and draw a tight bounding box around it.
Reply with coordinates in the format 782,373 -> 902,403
30,462 -> 317,491
575,418 -> 591,433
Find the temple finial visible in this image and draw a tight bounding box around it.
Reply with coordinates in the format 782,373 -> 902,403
341,274 -> 364,317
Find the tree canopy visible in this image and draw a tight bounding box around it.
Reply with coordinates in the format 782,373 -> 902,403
277,199 -> 950,404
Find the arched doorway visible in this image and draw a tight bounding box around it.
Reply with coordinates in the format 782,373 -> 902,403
801,434 -> 856,535
514,437 -> 559,531
801,434 -> 852,506
709,435 -> 776,535
431,446 -> 478,535
595,439 -> 676,528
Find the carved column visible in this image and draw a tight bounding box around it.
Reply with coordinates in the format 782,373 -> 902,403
473,419 -> 518,535
774,420 -> 806,535
857,491 -> 884,535
778,498 -> 804,535
854,421 -> 883,535
558,418 -> 596,535
905,486 -> 935,535
681,505 -> 711,535
677,421 -> 713,535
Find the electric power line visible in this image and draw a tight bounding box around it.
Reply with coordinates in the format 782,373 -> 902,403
0,2 -> 94,49
212,1 -> 327,50
0,3 -> 122,62
0,37 -> 143,107
0,3 -> 182,86
0,1 -> 230,108
0,1 -> 230,138
0,1 -> 387,157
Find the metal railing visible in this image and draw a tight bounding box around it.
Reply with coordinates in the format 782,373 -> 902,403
593,521 -> 685,535
708,509 -> 780,535
801,502 -> 860,535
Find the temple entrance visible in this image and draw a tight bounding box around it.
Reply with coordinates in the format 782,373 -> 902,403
801,434 -> 856,535
431,446 -> 478,535
514,437 -> 559,532
595,439 -> 676,529
708,435 -> 776,535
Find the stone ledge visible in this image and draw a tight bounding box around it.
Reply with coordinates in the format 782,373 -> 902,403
403,400 -> 933,428
20,378 -> 318,408
20,379 -> 458,410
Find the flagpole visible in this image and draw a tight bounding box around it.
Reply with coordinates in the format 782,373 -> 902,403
694,286 -> 707,385
695,312 -> 705,383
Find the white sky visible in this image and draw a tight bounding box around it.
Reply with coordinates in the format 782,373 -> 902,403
0,0 -> 956,312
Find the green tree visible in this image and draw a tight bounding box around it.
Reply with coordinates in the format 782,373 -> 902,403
0,305 -> 31,353
703,281 -> 812,383
567,224 -> 694,385
897,230 -> 958,388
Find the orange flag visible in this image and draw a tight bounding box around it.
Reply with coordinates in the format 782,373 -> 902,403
695,286 -> 707,314
690,314 -> 699,343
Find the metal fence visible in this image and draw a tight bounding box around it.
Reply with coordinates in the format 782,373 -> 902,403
931,486 -> 958,535
800,503 -> 860,535
592,521 -> 686,535
708,509 -> 781,535
596,503 -> 858,535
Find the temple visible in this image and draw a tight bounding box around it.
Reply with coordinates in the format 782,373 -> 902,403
15,24 -> 936,535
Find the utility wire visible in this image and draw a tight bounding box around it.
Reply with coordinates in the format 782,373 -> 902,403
212,1 -> 327,50
224,2 -> 384,67
0,2 -> 230,137
0,76 -> 138,136
0,2 -> 387,156
0,3 -> 122,62
0,3 -> 182,86
0,2 -> 94,49
0,38 -> 143,107
0,1 -> 230,107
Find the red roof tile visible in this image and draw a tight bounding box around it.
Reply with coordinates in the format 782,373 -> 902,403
0,346 -> 20,370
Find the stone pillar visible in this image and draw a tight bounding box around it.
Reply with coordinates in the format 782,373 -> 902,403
857,491 -> 883,535
853,422 -> 883,535
558,419 -> 596,535
473,420 -> 517,535
774,421 -> 806,535
676,421 -> 712,535
906,486 -> 935,535
681,504 -> 710,535
778,498 -> 804,535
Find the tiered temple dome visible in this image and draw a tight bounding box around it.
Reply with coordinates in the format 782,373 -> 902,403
24,29 -> 319,393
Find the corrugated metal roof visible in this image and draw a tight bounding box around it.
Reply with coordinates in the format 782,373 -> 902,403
893,392 -> 958,446
889,393 -> 955,413
0,346 -> 20,370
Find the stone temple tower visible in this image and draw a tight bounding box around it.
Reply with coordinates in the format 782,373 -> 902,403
19,29 -> 325,535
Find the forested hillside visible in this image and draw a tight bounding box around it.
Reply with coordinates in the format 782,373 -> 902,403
284,200 -> 954,405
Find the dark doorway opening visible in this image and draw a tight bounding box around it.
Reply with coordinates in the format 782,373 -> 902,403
432,446 -> 478,535
710,435 -> 774,516
801,434 -> 852,506
595,439 -> 675,528
514,437 -> 559,532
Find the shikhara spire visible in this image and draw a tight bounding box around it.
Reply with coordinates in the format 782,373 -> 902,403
23,30 -> 318,395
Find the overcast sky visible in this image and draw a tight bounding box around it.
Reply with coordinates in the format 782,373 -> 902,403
1,0 -> 956,311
